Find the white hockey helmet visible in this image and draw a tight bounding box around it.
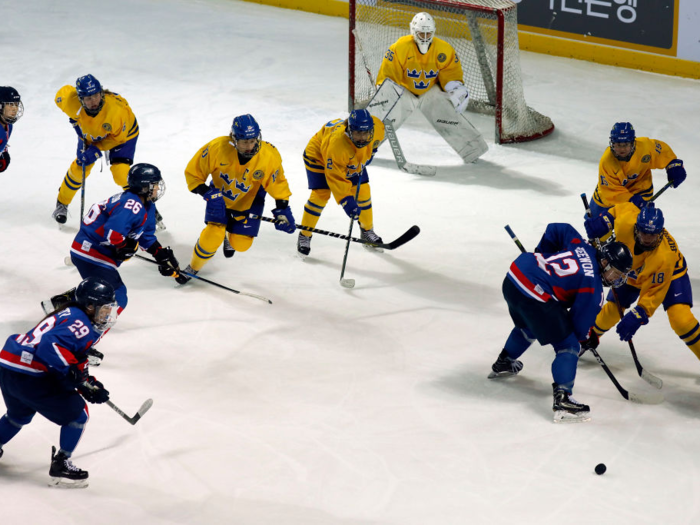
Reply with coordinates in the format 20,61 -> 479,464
410,12 -> 436,54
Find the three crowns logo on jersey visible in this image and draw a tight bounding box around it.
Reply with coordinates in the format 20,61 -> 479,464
406,68 -> 438,91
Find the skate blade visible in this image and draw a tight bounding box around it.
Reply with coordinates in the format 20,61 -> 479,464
553,410 -> 591,423
296,252 -> 308,261
487,370 -> 517,379
48,477 -> 89,489
41,300 -> 53,316
362,244 -> 384,253
155,222 -> 167,233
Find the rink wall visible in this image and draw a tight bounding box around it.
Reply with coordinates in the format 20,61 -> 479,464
239,0 -> 700,80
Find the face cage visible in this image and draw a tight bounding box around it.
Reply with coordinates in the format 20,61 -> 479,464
1,101 -> 24,124
148,179 -> 166,202
348,128 -> 374,149
80,93 -> 105,117
609,140 -> 635,162
601,262 -> 629,288
93,302 -> 119,332
634,226 -> 662,252
232,135 -> 261,159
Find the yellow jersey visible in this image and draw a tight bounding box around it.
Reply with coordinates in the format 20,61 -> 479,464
609,202 -> 687,317
55,85 -> 139,151
303,117 -> 385,203
185,136 -> 291,212
592,137 -> 677,208
376,35 -> 463,96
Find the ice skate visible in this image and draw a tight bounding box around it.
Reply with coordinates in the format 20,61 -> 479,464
297,232 -> 311,259
552,384 -> 591,423
223,237 -> 235,258
360,227 -> 384,252
52,201 -> 69,225
41,288 -> 76,315
48,446 -> 89,489
488,349 -> 523,379
175,264 -> 197,285
155,209 -> 166,232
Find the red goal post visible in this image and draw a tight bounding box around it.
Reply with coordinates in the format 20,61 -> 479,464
349,0 -> 554,144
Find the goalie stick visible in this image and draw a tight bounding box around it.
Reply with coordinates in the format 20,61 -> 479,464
580,193 -> 663,390
245,213 -> 420,251
504,224 -> 664,405
352,29 -> 437,177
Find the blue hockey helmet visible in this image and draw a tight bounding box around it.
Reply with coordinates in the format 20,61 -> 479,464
347,109 -> 374,148
231,114 -> 261,158
127,163 -> 165,202
609,122 -> 636,161
75,276 -> 118,331
76,74 -> 104,116
0,86 -> 23,124
597,241 -> 633,288
634,204 -> 665,251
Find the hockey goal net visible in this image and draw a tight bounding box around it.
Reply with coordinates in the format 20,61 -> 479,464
349,0 -> 554,144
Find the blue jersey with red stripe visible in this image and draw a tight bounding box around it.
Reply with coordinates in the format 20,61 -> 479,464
0,307 -> 99,378
1,122 -> 12,153
71,190 -> 158,270
506,223 -> 605,341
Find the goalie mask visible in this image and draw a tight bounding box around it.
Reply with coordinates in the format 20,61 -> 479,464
609,122 -> 636,162
231,114 -> 262,159
347,109 -> 374,148
0,86 -> 23,124
76,74 -> 105,117
410,12 -> 436,55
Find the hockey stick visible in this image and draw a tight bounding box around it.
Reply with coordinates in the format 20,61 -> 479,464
242,213 -> 420,251
134,254 -> 272,304
352,29 -> 437,177
106,399 -> 153,425
649,181 -> 674,203
504,224 -> 663,404
580,194 -> 663,389
339,183 -> 361,288
80,138 -> 87,220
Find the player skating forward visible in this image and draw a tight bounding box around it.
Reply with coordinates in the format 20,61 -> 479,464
582,202 -> 700,359
0,86 -> 23,173
298,109 -> 384,258
365,12 -> 487,164
490,223 -> 632,423
43,164 -> 181,320
588,122 -> 686,217
180,114 -> 295,282
0,277 -> 116,488
52,74 -> 164,229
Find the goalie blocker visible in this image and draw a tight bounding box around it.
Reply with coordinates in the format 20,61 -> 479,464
366,79 -> 487,164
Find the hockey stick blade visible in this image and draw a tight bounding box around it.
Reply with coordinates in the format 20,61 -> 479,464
340,278 -> 356,289
640,368 -> 664,390
401,162 -> 437,177
107,398 -> 153,425
376,225 -> 420,250
627,390 -> 664,405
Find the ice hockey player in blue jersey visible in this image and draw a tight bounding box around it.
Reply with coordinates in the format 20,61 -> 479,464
489,223 -> 633,423
0,277 -> 117,488
42,163 -> 181,321
0,86 -> 23,173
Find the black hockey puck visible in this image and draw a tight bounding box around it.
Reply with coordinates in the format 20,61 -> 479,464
595,463 -> 606,475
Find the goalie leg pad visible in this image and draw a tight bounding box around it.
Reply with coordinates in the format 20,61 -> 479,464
366,79 -> 417,131
419,87 -> 488,163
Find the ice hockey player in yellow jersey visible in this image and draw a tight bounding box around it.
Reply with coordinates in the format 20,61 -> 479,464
366,11 -> 487,164
52,75 -> 149,225
177,114 -> 295,283
581,202 -> 700,360
297,109 -> 385,258
589,122 -> 686,217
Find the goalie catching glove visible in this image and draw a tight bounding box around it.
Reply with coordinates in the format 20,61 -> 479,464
444,80 -> 469,114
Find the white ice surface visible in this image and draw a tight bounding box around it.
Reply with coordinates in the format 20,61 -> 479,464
2,0 -> 700,523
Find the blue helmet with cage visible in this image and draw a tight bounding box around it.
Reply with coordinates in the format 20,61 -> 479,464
634,204 -> 665,251
127,163 -> 165,202
347,109 -> 374,148
0,86 -> 23,124
231,114 -> 261,158
75,74 -> 104,116
609,122 -> 636,161
597,241 -> 633,288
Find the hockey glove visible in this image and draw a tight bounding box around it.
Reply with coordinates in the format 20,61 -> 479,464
65,363 -> 89,387
629,193 -> 648,209
202,183 -> 223,202
0,150 -> 10,172
205,195 -> 227,225
87,347 -> 104,367
152,246 -> 180,277
583,211 -> 614,240
445,80 -> 469,114
666,159 -> 686,188
76,143 -> 102,167
340,195 -> 360,219
114,237 -> 139,261
616,306 -> 649,341
272,205 -> 296,234
578,331 -> 600,357
78,377 -> 110,404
